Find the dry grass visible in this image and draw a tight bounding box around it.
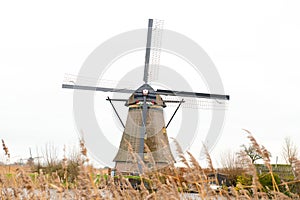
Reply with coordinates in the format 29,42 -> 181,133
1,133 -> 300,199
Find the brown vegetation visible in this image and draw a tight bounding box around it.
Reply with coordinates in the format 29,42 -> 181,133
0,132 -> 300,199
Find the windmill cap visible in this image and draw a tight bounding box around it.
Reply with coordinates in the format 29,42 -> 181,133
125,84 -> 166,107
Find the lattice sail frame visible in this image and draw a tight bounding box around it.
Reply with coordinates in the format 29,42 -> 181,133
148,19 -> 164,82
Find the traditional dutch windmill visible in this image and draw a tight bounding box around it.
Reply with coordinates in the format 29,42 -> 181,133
62,19 -> 230,173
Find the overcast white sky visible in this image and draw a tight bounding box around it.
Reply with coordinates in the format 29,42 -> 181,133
1,0 -> 300,167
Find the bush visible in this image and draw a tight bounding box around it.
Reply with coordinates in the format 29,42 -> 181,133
33,159 -> 80,183
237,174 -> 252,187
258,173 -> 280,192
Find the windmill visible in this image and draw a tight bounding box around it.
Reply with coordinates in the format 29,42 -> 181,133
62,19 -> 230,173
26,148 -> 41,166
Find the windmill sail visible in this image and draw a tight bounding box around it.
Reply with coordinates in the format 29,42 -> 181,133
143,19 -> 164,83
62,84 -> 135,94
143,19 -> 153,84
148,19 -> 164,82
156,89 -> 230,100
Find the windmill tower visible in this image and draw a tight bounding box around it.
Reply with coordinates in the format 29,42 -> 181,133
62,19 -> 230,174
112,84 -> 174,173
